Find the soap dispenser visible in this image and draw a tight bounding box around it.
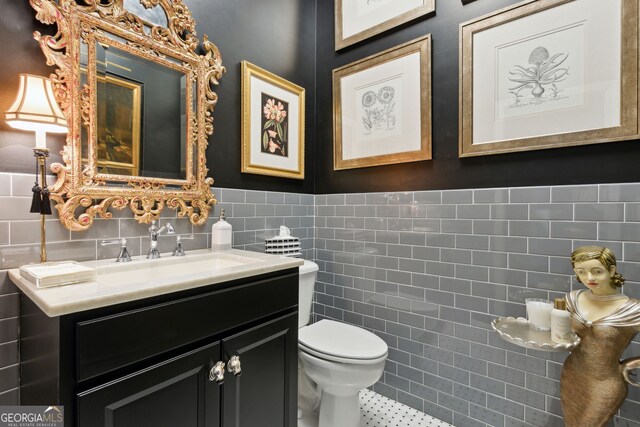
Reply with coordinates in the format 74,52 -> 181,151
211,208 -> 232,250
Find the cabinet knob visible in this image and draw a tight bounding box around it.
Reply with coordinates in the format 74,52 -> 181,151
209,361 -> 225,384
227,355 -> 242,376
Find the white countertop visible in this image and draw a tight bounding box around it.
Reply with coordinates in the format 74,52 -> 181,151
8,249 -> 303,317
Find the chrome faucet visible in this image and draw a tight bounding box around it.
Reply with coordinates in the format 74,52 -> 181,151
173,234 -> 195,256
147,220 -> 174,259
101,238 -> 132,262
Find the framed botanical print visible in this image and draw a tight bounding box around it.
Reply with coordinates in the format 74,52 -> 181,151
335,0 -> 435,50
333,35 -> 432,170
459,0 -> 639,157
241,61 -> 305,179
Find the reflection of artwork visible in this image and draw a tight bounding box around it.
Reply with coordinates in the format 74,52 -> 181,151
508,47 -> 570,107
261,93 -> 289,157
361,86 -> 396,136
96,74 -> 141,175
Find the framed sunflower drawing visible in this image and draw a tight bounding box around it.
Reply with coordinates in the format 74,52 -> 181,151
241,61 -> 305,179
333,35 -> 432,170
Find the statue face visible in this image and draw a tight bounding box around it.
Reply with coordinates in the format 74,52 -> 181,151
573,259 -> 616,294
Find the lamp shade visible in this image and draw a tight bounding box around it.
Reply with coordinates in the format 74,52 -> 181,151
4,74 -> 68,135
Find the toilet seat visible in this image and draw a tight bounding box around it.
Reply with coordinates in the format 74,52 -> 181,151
298,319 -> 388,364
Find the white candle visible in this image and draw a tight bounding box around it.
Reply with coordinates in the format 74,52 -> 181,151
525,298 -> 553,331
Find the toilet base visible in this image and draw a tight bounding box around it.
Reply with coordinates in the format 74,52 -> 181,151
298,357 -> 321,414
297,407 -> 319,427
299,346 -> 386,427
318,391 -> 360,427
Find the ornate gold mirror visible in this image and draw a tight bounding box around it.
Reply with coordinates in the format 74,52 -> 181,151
29,0 -> 225,230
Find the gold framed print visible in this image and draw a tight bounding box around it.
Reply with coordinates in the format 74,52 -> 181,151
241,61 -> 305,180
333,35 -> 432,170
96,74 -> 141,176
335,0 -> 435,50
459,0 -> 639,157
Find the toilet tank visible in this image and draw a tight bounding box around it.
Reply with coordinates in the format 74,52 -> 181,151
298,260 -> 319,328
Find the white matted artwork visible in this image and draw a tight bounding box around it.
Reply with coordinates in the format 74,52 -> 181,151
241,61 -> 305,179
335,0 -> 435,50
459,0 -> 639,157
333,35 -> 431,170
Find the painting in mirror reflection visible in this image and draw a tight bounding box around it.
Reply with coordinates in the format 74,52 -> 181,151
81,40 -> 188,180
96,74 -> 141,176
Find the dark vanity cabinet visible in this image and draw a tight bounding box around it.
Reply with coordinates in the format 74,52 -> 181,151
19,268 -> 299,427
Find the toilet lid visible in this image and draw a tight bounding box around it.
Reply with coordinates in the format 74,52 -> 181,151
299,319 -> 388,360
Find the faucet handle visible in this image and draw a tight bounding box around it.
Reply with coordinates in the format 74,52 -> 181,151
101,238 -> 132,263
173,235 -> 195,257
155,222 -> 175,235
165,223 -> 175,234
101,238 -> 122,246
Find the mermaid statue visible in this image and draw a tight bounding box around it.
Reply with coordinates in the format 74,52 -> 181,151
560,246 -> 640,426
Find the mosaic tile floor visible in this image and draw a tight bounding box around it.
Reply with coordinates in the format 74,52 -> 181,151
360,389 -> 453,427
298,389 -> 453,427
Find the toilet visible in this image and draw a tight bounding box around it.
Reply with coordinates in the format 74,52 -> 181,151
298,260 -> 388,427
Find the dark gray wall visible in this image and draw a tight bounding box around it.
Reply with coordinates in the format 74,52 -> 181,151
3,0 -> 638,194
315,0 -> 640,194
189,0 -> 316,193
0,0 -> 316,194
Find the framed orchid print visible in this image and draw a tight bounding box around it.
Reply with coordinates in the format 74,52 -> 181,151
335,0 -> 435,50
459,0 -> 639,157
241,61 -> 305,179
333,35 -> 432,170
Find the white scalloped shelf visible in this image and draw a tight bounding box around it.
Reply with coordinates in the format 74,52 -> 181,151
491,317 -> 580,352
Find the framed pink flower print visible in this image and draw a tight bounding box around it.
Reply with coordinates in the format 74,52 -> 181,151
241,61 -> 305,179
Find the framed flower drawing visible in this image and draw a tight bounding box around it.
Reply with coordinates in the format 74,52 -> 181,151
333,35 -> 432,170
241,61 -> 305,179
335,0 -> 435,50
459,0 -> 639,157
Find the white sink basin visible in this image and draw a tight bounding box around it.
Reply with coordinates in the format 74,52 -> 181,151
10,249 -> 304,317
89,251 -> 264,285
89,250 -> 263,276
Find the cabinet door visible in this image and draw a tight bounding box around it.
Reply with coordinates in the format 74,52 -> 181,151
77,342 -> 222,427
222,313 -> 298,427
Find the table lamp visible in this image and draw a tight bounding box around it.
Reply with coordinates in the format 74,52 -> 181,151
4,74 -> 68,262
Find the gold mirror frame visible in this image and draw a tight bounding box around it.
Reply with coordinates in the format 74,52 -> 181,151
29,0 -> 225,230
